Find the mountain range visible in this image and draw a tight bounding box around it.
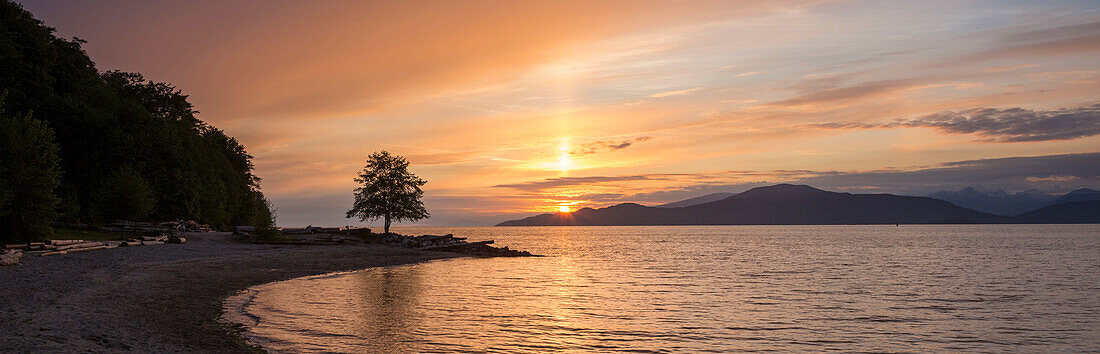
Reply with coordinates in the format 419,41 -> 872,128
499,185 -> 998,226
497,184 -> 1099,226
927,187 -> 1100,216
656,192 -> 737,208
1011,201 -> 1100,224
1049,188 -> 1100,205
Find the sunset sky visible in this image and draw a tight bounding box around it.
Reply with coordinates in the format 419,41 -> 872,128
20,0 -> 1100,226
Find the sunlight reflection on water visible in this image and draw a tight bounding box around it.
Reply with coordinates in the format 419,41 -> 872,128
235,225 -> 1100,352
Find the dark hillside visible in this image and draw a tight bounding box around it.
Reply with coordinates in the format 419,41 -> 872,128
1011,201 -> 1100,224
0,0 -> 274,238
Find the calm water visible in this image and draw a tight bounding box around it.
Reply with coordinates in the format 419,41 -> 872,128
226,225 -> 1100,352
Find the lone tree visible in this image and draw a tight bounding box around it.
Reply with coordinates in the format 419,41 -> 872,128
346,151 -> 428,234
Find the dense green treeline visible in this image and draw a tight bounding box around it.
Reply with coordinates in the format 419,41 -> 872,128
0,0 -> 275,240
0,107 -> 61,242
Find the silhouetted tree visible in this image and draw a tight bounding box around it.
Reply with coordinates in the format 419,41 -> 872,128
346,151 -> 429,234
251,192 -> 280,240
0,108 -> 61,242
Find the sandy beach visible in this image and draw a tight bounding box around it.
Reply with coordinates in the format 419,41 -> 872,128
0,232 -> 461,353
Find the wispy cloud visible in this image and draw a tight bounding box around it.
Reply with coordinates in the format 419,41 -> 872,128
901,104 -> 1100,142
983,64 -> 1038,73
492,175 -> 664,192
802,153 -> 1100,194
812,103 -> 1100,142
493,170 -> 840,193
948,21 -> 1100,65
768,78 -> 919,107
649,87 -> 702,98
497,153 -> 1100,203
570,136 -> 652,156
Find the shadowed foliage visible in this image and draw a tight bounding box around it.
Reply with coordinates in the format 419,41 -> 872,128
0,108 -> 61,242
96,166 -> 156,222
0,0 -> 274,236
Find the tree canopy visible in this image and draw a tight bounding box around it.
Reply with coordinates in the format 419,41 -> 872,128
0,0 -> 274,238
346,151 -> 429,234
96,166 -> 156,222
0,109 -> 61,242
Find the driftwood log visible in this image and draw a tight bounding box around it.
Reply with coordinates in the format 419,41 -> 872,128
0,250 -> 22,266
47,239 -> 85,246
68,245 -> 110,253
40,245 -> 111,256
56,242 -> 106,251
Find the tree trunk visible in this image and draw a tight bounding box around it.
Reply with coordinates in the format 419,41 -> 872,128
384,215 -> 392,234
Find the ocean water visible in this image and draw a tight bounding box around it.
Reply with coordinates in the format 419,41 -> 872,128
226,225 -> 1100,352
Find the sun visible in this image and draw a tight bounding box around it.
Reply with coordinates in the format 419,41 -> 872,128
558,205 -> 571,213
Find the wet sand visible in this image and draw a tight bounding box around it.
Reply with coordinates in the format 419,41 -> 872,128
0,232 -> 461,353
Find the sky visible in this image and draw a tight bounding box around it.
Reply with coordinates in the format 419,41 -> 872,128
18,0 -> 1100,226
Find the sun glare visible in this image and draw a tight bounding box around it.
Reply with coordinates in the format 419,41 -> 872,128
556,139 -> 573,173
557,153 -> 573,172
558,205 -> 571,213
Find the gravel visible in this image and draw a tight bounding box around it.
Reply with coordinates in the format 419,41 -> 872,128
0,232 -> 461,353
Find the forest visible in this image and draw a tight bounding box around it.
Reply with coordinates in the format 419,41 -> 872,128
0,1 -> 275,242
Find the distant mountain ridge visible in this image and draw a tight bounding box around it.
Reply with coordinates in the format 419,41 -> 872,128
927,187 -> 1099,216
656,192 -> 736,208
1048,188 -> 1100,206
498,184 -> 1010,226
927,187 -> 1055,216
1012,201 -> 1100,224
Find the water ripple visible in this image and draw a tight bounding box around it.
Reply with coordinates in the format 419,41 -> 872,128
230,225 -> 1100,352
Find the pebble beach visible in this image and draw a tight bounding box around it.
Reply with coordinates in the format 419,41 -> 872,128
0,232 -> 460,353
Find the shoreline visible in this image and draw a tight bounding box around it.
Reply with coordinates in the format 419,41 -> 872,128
0,232 -> 463,353
219,259 -> 456,352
